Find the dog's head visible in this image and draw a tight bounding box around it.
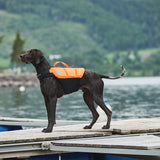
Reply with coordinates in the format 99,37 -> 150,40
20,49 -> 44,65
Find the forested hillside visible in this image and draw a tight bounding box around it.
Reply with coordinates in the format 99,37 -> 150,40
0,0 -> 160,76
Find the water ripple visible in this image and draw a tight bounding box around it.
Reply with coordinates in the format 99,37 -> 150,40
0,77 -> 160,121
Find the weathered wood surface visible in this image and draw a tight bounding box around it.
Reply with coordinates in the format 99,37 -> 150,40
111,117 -> 160,134
54,117 -> 160,134
0,128 -> 111,145
0,117 -> 160,145
52,135 -> 160,150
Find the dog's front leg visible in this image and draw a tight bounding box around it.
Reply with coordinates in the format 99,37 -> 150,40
42,97 -> 57,133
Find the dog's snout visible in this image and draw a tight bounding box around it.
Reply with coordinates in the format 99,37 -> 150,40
20,54 -> 25,58
20,54 -> 26,62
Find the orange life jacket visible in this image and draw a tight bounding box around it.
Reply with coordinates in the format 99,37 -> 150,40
49,61 -> 85,79
49,61 -> 85,94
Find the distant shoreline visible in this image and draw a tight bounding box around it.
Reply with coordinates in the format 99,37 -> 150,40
1,73 -> 160,88
0,73 -> 39,87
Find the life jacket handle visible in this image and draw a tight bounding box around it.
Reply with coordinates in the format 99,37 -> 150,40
53,61 -> 69,68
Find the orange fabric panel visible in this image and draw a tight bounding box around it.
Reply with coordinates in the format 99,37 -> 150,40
49,67 -> 85,79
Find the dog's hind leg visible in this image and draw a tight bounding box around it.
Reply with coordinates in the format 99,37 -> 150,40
94,95 -> 112,129
83,89 -> 99,129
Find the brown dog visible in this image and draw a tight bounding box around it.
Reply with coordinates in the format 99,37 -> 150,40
20,49 -> 125,132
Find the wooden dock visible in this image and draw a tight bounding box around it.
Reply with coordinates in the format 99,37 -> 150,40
0,117 -> 160,159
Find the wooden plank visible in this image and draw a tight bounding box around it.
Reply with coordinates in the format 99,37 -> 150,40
0,117 -> 160,145
0,117 -> 160,159
0,117 -> 159,133
111,118 -> 160,134
0,128 -> 110,145
52,135 -> 160,150
53,117 -> 160,134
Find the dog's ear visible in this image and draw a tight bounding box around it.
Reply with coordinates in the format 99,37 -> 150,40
35,54 -> 44,65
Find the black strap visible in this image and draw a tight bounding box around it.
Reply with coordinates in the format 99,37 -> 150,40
37,72 -> 55,81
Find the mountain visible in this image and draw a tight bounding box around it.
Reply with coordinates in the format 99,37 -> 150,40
0,0 -> 160,75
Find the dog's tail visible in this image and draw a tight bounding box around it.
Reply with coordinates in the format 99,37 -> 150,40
100,65 -> 126,79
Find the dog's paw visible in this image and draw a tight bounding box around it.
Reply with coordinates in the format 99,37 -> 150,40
102,125 -> 110,129
42,128 -> 52,133
83,125 -> 92,129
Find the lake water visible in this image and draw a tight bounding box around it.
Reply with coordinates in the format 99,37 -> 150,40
0,77 -> 160,121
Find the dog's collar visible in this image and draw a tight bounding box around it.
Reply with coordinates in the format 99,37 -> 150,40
37,71 -> 55,81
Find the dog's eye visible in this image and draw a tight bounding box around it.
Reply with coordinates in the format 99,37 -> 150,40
28,51 -> 33,55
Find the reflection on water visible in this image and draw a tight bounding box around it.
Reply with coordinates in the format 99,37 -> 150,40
0,77 -> 160,121
104,85 -> 160,120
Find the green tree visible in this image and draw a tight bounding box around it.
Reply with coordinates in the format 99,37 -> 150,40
0,35 -> 4,44
10,32 -> 25,67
